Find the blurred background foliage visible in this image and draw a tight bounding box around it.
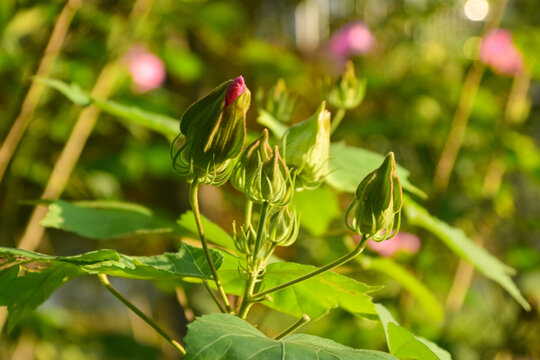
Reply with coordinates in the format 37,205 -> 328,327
0,0 -> 539,359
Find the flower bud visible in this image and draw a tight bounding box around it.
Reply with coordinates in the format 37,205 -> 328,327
231,129 -> 273,192
281,102 -> 331,190
345,152 -> 403,241
324,61 -> 365,110
246,145 -> 294,206
265,205 -> 299,247
233,222 -> 256,256
172,76 -> 250,185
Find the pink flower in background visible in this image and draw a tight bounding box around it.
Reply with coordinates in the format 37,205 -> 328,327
479,29 -> 523,76
366,232 -> 421,258
125,46 -> 166,93
328,22 -> 375,61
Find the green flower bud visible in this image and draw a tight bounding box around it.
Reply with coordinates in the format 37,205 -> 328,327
233,222 -> 256,256
172,76 -> 250,185
231,129 -> 273,192
265,205 -> 299,247
234,130 -> 294,205
324,61 -> 366,110
345,152 -> 403,241
281,102 -> 331,190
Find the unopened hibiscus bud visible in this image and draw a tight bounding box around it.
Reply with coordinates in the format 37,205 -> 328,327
231,129 -> 273,192
266,205 -> 299,247
171,76 -> 250,185
324,61 -> 366,110
257,79 -> 296,124
281,102 -> 331,190
345,152 -> 403,241
236,131 -> 294,206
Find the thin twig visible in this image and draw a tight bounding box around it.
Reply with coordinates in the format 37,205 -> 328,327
274,314 -> 310,340
0,0 -> 81,182
189,183 -> 233,313
433,0 -> 508,193
97,274 -> 186,356
254,235 -> 367,299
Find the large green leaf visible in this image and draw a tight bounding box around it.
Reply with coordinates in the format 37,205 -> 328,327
327,142 -> 426,198
184,313 -> 398,360
403,197 -> 531,311
375,304 -> 451,360
0,243 -> 222,330
0,243 -> 222,280
218,252 -> 379,319
40,200 -> 183,240
177,211 -> 236,250
34,77 -> 178,139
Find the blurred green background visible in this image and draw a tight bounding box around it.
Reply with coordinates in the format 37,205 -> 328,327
0,0 -> 539,359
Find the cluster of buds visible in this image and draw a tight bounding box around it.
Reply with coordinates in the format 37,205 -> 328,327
323,61 -> 366,110
231,129 -> 294,206
171,76 -> 250,185
346,152 -> 403,241
281,102 -> 331,190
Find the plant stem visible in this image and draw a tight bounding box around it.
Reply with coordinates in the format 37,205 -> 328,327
237,201 -> 271,319
189,183 -> 232,313
274,314 -> 310,340
0,0 -> 81,183
254,235 -> 367,299
432,0 -> 507,193
330,108 -> 346,135
202,280 -> 226,313
97,274 -> 186,356
251,201 -> 269,261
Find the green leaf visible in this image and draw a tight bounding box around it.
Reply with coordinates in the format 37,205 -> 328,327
218,252 -> 379,319
403,197 -> 531,311
291,185 -> 340,236
34,77 -> 91,106
0,243 -> 222,280
177,211 -> 236,251
92,97 -> 178,140
358,255 -> 443,322
327,142 -> 426,199
40,200 -> 183,240
375,304 -> 451,360
0,243 -> 223,330
0,263 -> 84,332
184,313 -> 398,360
34,77 -> 178,139
77,244 -> 223,280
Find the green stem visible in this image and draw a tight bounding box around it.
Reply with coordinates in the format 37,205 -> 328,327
97,274 -> 186,356
237,201 -> 271,319
254,235 -> 367,299
202,280 -> 226,313
330,108 -> 346,135
189,183 -> 232,313
251,201 -> 270,261
274,314 -> 311,340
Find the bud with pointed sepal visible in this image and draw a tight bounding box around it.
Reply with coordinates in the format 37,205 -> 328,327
172,76 -> 251,185
265,205 -> 299,247
345,152 -> 403,241
324,61 -> 366,110
281,102 -> 331,190
233,129 -> 294,206
257,78 -> 296,124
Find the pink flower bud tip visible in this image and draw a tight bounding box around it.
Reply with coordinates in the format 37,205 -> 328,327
225,76 -> 247,107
